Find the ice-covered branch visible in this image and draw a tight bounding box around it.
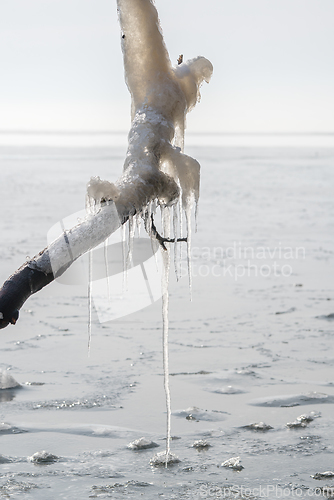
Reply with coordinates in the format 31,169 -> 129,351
0,0 -> 212,329
0,170 -> 178,330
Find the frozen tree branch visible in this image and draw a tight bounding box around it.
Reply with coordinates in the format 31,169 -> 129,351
0,171 -> 177,330
0,0 -> 213,329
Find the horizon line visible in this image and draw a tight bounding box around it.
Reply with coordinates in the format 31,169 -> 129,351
0,130 -> 334,136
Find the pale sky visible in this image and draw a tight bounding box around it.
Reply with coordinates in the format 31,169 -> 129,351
1,0 -> 333,133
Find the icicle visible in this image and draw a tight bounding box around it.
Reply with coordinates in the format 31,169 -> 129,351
172,202 -> 179,280
87,249 -> 93,355
179,196 -> 183,239
85,188 -> 96,357
146,201 -> 152,233
184,201 -> 193,300
147,202 -> 159,270
195,200 -> 199,233
121,223 -> 127,292
127,215 -> 135,270
161,206 -> 172,467
135,211 -> 142,236
104,238 -> 111,302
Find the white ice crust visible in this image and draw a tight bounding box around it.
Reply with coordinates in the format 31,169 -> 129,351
31,202 -> 121,276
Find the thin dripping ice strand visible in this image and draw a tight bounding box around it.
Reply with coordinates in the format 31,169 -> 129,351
87,249 -> 93,356
161,206 -> 172,467
104,237 -> 111,302
185,202 -> 193,300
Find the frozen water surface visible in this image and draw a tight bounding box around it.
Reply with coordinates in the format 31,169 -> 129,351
0,136 -> 334,498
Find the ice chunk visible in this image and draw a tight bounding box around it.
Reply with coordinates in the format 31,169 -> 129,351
0,370 -> 21,389
127,437 -> 159,450
287,411 -> 321,428
192,439 -> 211,449
173,406 -> 227,422
297,411 -> 321,422
0,422 -> 25,434
286,420 -> 307,428
150,451 -> 180,466
214,385 -> 245,395
312,471 -> 334,480
243,422 -> 273,431
28,451 -> 59,464
221,456 -> 244,471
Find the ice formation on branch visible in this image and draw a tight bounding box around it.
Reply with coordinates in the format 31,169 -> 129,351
92,0 -> 213,222
86,177 -> 119,210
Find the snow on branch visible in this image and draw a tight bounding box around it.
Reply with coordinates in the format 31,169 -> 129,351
0,0 -> 213,329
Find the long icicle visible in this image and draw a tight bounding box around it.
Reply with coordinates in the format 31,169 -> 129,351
172,202 -> 179,281
127,214 -> 135,270
87,249 -> 93,355
121,223 -> 127,293
161,207 -> 171,467
185,202 -> 193,301
104,238 -> 111,302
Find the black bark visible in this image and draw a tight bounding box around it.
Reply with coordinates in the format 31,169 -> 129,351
0,262 -> 54,329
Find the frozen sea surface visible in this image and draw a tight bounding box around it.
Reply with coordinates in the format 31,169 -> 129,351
0,133 -> 333,499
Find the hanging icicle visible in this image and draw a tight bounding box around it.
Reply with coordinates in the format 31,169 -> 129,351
87,249 -> 93,356
161,207 -> 172,466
